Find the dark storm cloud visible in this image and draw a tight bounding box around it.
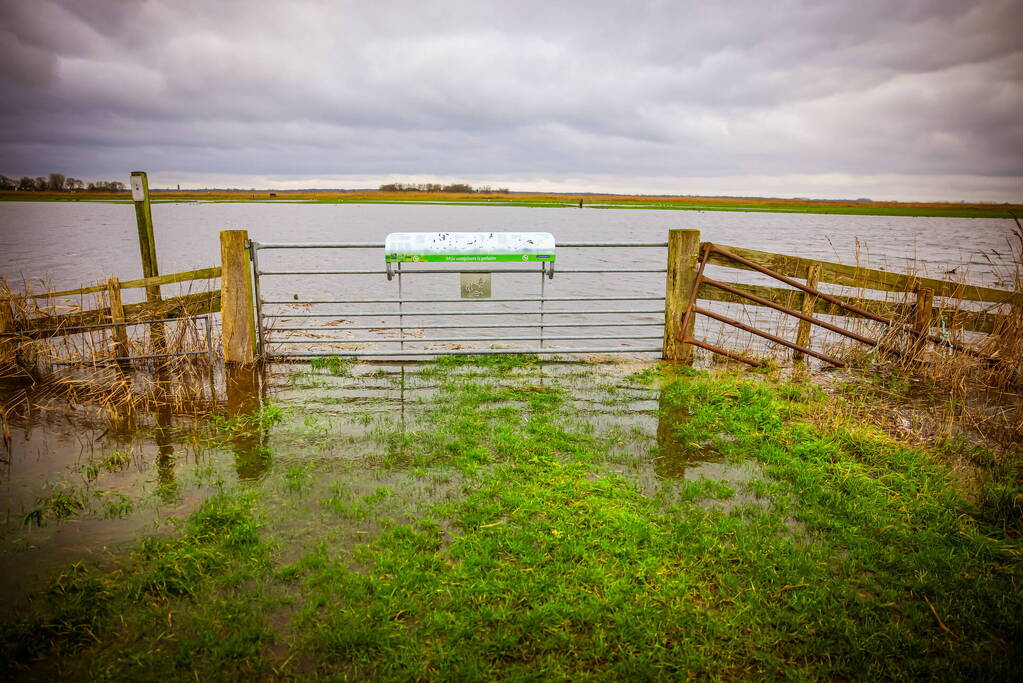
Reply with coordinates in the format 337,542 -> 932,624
1,0 -> 1021,199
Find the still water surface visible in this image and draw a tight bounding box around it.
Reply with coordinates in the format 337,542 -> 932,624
1,201 -> 1017,289
2,201 -> 1016,354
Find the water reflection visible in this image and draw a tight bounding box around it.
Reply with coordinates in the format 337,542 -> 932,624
654,384 -> 720,479
226,364 -> 270,480
154,400 -> 177,502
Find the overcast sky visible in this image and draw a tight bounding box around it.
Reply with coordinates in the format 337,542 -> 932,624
1,0 -> 1021,201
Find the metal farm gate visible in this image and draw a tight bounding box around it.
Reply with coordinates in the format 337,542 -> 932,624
249,236 -> 668,358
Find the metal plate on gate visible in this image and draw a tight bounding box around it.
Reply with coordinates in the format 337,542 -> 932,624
385,232 -> 555,263
460,272 -> 492,298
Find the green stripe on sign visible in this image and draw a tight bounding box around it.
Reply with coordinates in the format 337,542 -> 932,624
385,254 -> 556,263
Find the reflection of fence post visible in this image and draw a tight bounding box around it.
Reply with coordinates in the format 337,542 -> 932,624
220,229 -> 256,364
226,364 -> 269,480
106,278 -> 128,360
663,229 -> 701,364
793,263 -> 821,362
913,287 -> 933,360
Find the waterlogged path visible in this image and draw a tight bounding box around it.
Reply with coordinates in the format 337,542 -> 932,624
1,357 -> 1020,678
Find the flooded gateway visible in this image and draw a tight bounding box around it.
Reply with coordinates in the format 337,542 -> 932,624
0,359 -> 747,606
1,203 -> 1020,677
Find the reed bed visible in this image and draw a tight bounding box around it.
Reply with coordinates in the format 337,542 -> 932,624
1,277 -> 223,438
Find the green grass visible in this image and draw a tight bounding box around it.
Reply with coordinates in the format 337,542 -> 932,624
309,354 -> 356,376
4,191 -> 1019,218
2,359 -> 1020,679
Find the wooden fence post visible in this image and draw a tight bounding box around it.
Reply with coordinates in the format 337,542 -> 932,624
793,263 -> 821,361
663,229 -> 701,363
0,298 -> 15,368
130,171 -> 164,349
130,171 -> 160,288
996,303 -> 1022,363
220,230 -> 256,364
106,277 -> 128,360
913,287 -> 934,360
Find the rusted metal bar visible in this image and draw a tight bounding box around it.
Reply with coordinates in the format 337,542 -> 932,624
693,304 -> 847,367
700,274 -> 885,348
708,243 -> 991,359
681,337 -> 766,367
676,242 -> 713,360
709,243 -> 888,323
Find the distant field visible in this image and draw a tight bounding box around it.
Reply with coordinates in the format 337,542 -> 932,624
2,189 -> 1020,219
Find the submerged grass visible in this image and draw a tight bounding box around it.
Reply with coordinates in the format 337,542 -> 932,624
2,357 -> 1021,679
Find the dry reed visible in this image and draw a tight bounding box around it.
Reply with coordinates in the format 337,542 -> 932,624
1,276 -> 223,439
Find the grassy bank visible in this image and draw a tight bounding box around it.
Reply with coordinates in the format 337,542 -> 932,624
3,190 -> 1020,219
2,357 -> 1020,679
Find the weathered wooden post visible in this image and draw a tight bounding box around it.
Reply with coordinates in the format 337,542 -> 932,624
130,171 -> 164,349
913,287 -> 934,360
0,297 -> 15,368
130,172 -> 161,299
663,229 -> 701,364
220,229 -> 256,364
106,277 -> 129,360
793,263 -> 822,362
996,303 -> 1022,364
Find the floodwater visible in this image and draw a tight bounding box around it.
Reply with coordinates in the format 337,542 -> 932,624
1,202 -> 1018,356
0,201 -> 1017,601
1,201 -> 1016,290
0,359 -> 775,607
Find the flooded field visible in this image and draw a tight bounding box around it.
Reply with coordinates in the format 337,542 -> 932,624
3,201 -> 1019,359
3,202 -> 1018,293
0,358 -> 718,607
2,202 -> 1021,677
2,355 -> 1020,679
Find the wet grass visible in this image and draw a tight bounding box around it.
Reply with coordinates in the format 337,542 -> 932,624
1,357 -> 1021,679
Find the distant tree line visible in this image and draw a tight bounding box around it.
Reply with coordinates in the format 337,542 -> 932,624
0,173 -> 126,192
379,182 -> 509,194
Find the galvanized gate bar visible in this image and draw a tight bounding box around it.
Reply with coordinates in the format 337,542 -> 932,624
273,321 -> 662,331
250,240 -> 266,356
281,347 -> 664,358
257,268 -> 666,275
262,296 -> 664,305
262,308 -> 664,318
251,238 -> 667,358
250,241 -> 668,249
279,335 -> 665,344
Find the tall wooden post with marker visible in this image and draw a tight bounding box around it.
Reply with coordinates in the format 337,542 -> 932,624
220,230 -> 257,364
130,171 -> 164,348
663,229 -> 701,364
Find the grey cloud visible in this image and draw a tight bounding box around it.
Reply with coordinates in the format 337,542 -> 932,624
0,0 -> 1020,199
